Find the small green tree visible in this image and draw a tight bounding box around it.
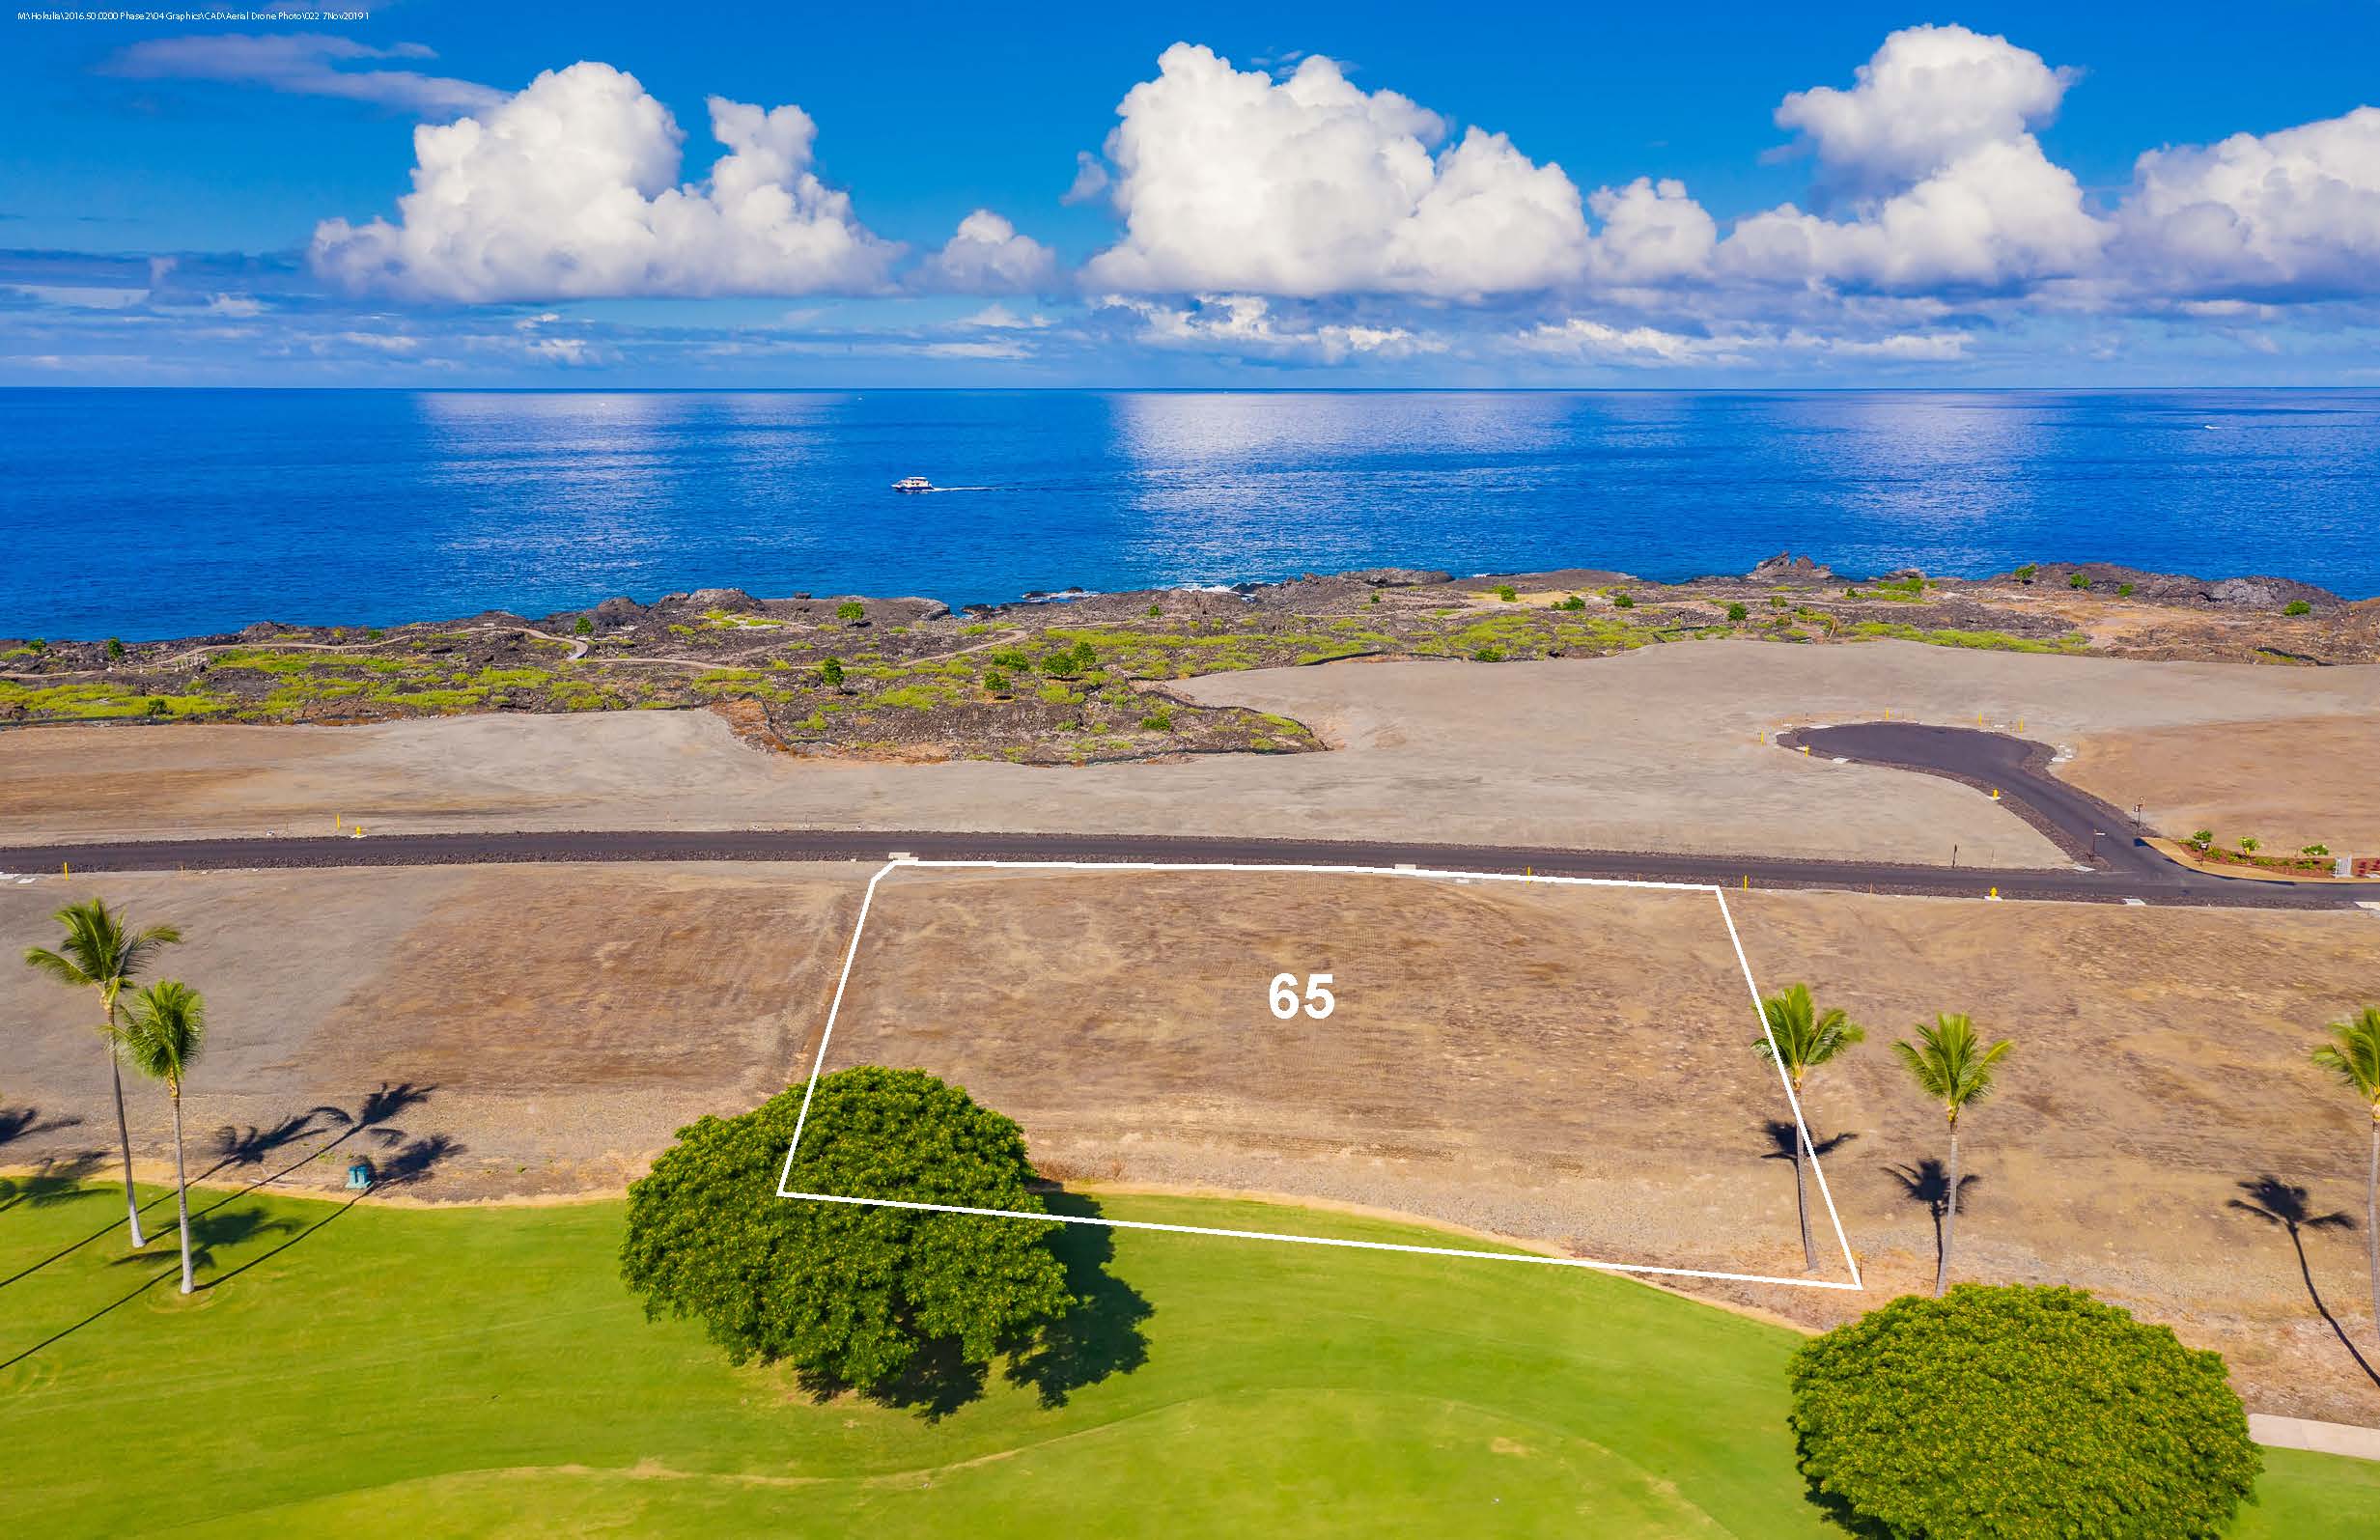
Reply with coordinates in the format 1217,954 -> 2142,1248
818,657 -> 845,687
2285,599 -> 2312,616
1791,1285 -> 2258,1540
2238,835 -> 2259,854
1892,1013 -> 2012,1296
835,600 -> 866,624
1494,584 -> 1518,602
983,669 -> 1010,693
574,615 -> 594,636
2068,571 -> 2092,589
117,981 -> 207,1294
1612,591 -> 1636,608
104,637 -> 126,662
2310,1005 -> 2380,1341
621,1068 -> 1073,1390
1726,602 -> 1749,621
2188,828 -> 2215,851
1756,984 -> 1864,1271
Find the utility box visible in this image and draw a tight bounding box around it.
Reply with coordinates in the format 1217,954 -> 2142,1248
2346,855 -> 2380,880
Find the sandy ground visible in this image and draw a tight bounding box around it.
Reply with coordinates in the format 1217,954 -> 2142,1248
10,639 -> 2377,866
8,860 -> 2379,1421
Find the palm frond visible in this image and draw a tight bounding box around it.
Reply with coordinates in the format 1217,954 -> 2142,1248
2310,1006 -> 2380,1105
117,980 -> 207,1087
1892,1013 -> 2013,1114
20,944 -> 95,990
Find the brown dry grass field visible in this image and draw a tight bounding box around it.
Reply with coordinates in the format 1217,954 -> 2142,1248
7,859 -> 2378,1421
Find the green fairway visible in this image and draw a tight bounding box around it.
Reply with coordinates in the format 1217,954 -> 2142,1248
2,1180 -> 2374,1537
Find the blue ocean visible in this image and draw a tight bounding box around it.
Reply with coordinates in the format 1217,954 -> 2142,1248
4,388 -> 2376,640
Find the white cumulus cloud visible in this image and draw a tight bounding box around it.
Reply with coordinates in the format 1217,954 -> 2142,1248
912,210 -> 1059,294
1722,25 -> 2106,292
2115,106 -> 2380,297
1083,44 -> 1589,297
1098,293 -> 1438,362
311,62 -> 898,301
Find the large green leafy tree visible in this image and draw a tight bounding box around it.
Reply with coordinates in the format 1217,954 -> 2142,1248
1791,1285 -> 2260,1540
622,1066 -> 1074,1390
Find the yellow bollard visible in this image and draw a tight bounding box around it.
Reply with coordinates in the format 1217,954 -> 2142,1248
1991,788 -> 2001,800
1989,885 -> 2000,899
63,859 -> 70,878
1742,875 -> 1750,889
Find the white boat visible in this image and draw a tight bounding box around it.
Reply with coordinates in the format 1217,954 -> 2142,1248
892,476 -> 934,492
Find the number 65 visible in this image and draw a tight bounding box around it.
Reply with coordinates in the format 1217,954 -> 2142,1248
1269,972 -> 1334,1021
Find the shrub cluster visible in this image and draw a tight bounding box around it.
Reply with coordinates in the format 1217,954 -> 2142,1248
1790,1285 -> 2258,1540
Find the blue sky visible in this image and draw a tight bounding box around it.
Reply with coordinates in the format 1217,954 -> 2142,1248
5,2 -> 2378,385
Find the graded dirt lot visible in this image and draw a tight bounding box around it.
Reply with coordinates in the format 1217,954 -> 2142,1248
9,639 -> 2379,867
8,860 -> 2377,1420
2060,714 -> 2380,856
1,863 -> 865,1198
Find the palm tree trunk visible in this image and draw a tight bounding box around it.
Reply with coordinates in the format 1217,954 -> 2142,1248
171,1082 -> 193,1295
110,1048 -> 146,1249
1936,1123 -> 1959,1298
2366,1119 -> 2377,1345
1793,1136 -> 1816,1272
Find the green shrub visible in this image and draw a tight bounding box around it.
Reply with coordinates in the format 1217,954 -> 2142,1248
144,696 -> 169,716
574,615 -> 594,635
1146,602 -> 1162,617
2189,828 -> 2214,850
1555,594 -> 1587,611
2068,571 -> 2092,589
620,1068 -> 1072,1388
1790,1285 -> 2258,1540
983,669 -> 1010,692
2116,582 -> 2136,597
105,637 -> 126,660
835,600 -> 865,623
2304,844 -> 2331,856
1612,592 -> 1636,609
1494,584 -> 1518,602
818,657 -> 845,687
1037,682 -> 1077,705
2284,599 -> 2312,616
2011,563 -> 2037,581
1725,602 -> 1749,621
989,647 -> 1029,670
1471,646 -> 1504,662
2237,835 -> 2259,853
1139,708 -> 1173,731
1368,590 -> 1382,604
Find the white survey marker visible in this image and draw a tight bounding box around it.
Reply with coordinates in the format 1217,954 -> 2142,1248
775,857 -> 1865,1293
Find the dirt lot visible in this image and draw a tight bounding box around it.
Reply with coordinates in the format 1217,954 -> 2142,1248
2061,714 -> 2380,856
7,860 -> 2376,1420
9,639 -> 2378,866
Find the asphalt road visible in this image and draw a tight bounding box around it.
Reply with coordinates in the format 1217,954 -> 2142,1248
0,823 -> 2359,910
1,721 -> 2362,909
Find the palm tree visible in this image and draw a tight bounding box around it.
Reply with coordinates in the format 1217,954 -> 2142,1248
22,898 -> 183,1248
1891,1014 -> 2014,1297
2310,1006 -> 2380,1341
1756,983 -> 1864,1271
118,982 -> 208,1294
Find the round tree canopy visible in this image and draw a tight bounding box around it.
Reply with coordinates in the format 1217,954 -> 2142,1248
621,1067 -> 1073,1389
1789,1284 -> 2260,1540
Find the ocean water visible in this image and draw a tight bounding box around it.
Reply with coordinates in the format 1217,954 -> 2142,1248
4,387 -> 2376,640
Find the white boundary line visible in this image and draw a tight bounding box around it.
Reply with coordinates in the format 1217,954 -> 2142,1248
775,857 -> 1863,1293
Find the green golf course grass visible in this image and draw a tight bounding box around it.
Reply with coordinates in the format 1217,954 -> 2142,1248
2,1176 -> 2374,1537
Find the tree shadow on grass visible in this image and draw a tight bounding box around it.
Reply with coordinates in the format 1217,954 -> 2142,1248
0,1082 -> 441,1294
1005,1190 -> 1153,1408
794,1189 -> 1154,1423
0,1205 -> 302,1373
1885,1159 -> 1981,1284
2228,1175 -> 2379,1390
0,1152 -> 107,1218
